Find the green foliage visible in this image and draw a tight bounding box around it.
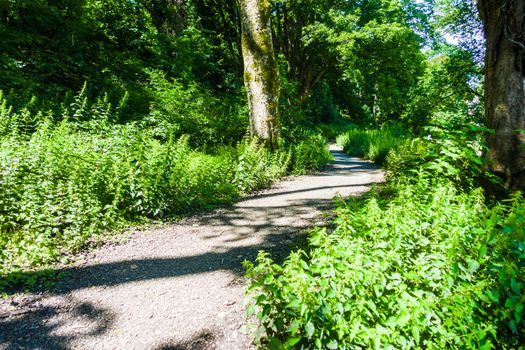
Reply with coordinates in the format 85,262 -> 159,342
245,124 -> 524,349
146,69 -> 248,147
270,0 -> 428,126
0,0 -> 238,119
290,133 -> 333,175
339,20 -> 425,123
0,118 -> 235,271
434,0 -> 484,63
336,123 -> 408,164
385,123 -> 499,188
0,91 -> 330,278
234,139 -> 291,193
316,117 -> 356,141
403,46 -> 483,128
245,182 -> 524,349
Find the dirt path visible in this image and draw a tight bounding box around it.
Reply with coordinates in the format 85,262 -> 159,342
0,145 -> 383,350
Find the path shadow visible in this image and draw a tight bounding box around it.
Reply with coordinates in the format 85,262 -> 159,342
154,331 -> 216,350
3,199 -> 333,296
239,183 -> 380,201
0,296 -> 114,350
0,148 -> 381,349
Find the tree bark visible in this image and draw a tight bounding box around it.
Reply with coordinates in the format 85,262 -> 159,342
478,0 -> 525,189
238,0 -> 280,148
140,0 -> 186,34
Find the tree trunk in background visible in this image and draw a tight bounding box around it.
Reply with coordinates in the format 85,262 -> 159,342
478,0 -> 525,189
238,0 -> 280,148
141,0 -> 187,34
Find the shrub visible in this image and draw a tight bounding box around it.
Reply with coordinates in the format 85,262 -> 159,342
245,123 -> 524,349
146,70 -> 248,147
385,123 -> 500,188
336,123 -> 407,164
245,180 -> 524,349
291,133 -> 333,175
234,139 -> 291,193
0,119 -> 240,270
0,90 -> 333,278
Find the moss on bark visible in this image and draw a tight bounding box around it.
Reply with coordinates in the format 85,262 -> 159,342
239,0 -> 280,148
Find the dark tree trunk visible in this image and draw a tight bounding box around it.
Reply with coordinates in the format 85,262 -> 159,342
478,0 -> 525,189
140,0 -> 187,34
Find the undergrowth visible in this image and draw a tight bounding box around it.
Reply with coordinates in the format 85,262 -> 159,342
245,123 -> 524,349
336,123 -> 408,164
0,90 -> 332,287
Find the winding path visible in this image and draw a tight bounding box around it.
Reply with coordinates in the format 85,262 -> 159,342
0,145 -> 383,350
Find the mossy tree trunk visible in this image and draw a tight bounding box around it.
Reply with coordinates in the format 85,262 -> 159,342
238,0 -> 280,148
478,0 -> 525,189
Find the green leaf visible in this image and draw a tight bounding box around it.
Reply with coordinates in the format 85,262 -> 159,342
411,325 -> 420,344
327,339 -> 338,349
288,320 -> 300,335
511,277 -> 520,294
285,337 -> 302,347
486,290 -> 500,303
305,321 -> 315,338
467,259 -> 480,274
515,303 -> 524,324
268,337 -> 284,350
336,303 -> 344,315
247,304 -> 256,317
478,244 -> 487,258
300,259 -> 310,271
256,325 -> 267,339
285,298 -> 301,310
509,319 -> 517,334
505,298 -> 516,309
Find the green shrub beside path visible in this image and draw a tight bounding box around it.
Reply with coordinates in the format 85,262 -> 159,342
0,93 -> 332,279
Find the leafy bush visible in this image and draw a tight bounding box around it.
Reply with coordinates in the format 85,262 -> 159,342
234,139 -> 291,193
0,119 -> 237,270
245,123 -> 524,349
0,90 -> 332,277
146,70 -> 248,148
290,133 -> 333,175
336,123 -> 408,164
245,182 -> 524,349
386,123 -> 500,188
316,120 -> 356,141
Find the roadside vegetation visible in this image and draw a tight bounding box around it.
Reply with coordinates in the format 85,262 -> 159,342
336,123 -> 409,164
0,88 -> 331,280
1,0 -> 524,347
245,122 -> 525,349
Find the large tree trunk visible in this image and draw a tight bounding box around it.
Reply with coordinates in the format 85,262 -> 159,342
478,0 -> 525,189
238,0 -> 280,148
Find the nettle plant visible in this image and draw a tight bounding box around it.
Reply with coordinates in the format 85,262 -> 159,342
244,122 -> 524,349
386,123 -> 500,188
245,184 -> 524,349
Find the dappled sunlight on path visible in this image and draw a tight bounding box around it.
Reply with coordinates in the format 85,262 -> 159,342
0,145 -> 383,350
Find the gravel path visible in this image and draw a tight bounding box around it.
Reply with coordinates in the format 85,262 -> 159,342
0,145 -> 383,350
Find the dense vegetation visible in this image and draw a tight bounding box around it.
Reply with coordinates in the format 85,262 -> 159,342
0,0 -> 340,276
0,87 -> 331,275
245,125 -> 525,348
336,123 -> 408,164
1,0 -> 524,348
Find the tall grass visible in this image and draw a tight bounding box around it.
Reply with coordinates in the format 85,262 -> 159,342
336,123 -> 408,163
